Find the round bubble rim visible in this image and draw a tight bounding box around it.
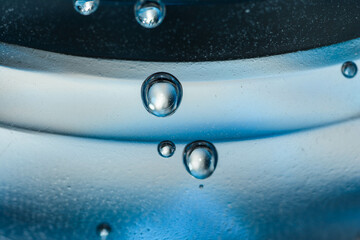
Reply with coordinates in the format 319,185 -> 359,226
141,72 -> 183,117
341,61 -> 358,78
134,0 -> 166,29
157,140 -> 176,158
183,140 -> 218,180
73,0 -> 100,16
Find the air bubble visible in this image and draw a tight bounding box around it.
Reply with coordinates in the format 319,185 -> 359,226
74,0 -> 100,16
96,223 -> 111,240
183,141 -> 218,180
134,0 -> 166,28
158,141 -> 176,158
341,61 -> 357,78
141,72 -> 182,117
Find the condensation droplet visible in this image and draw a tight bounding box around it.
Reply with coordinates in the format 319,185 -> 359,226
158,140 -> 176,158
74,0 -> 100,16
141,72 -> 182,117
199,184 -> 204,189
96,223 -> 111,240
183,141 -> 218,180
341,61 -> 357,78
134,0 -> 166,28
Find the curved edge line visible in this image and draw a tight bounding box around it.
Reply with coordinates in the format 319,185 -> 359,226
0,115 -> 359,144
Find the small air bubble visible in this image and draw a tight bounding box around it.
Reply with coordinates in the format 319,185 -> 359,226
73,0 -> 100,16
341,61 -> 357,78
158,141 -> 176,158
96,223 -> 111,240
141,72 -> 182,117
183,141 -> 218,180
134,0 -> 166,28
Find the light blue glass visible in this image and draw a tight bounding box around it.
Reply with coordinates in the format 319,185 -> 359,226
1,38 -> 360,240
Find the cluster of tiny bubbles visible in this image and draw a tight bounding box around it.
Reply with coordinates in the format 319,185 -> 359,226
96,223 -> 111,240
141,72 -> 183,117
158,140 -> 176,158
183,141 -> 218,180
341,61 -> 357,78
134,0 -> 166,28
73,0 -> 100,16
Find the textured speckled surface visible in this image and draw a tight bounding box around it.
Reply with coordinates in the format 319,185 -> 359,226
1,118 -> 360,239
1,40 -> 360,141
0,0 -> 359,61
1,1 -> 360,239
0,40 -> 360,239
